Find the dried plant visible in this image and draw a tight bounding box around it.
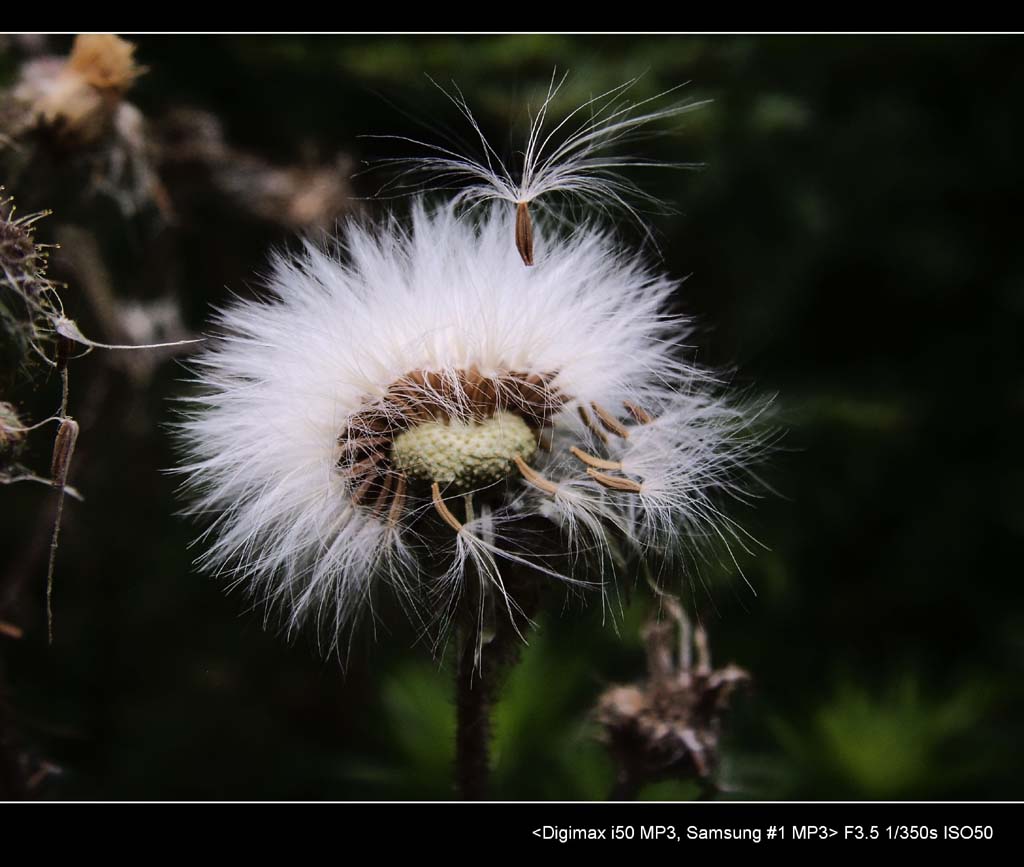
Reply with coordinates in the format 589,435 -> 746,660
596,596 -> 750,799
174,201 -> 767,657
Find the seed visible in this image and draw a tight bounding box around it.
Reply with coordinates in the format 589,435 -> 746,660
515,201 -> 534,266
431,481 -> 464,532
586,468 -> 642,493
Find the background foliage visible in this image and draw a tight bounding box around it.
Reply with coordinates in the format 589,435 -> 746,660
1,34 -> 1021,800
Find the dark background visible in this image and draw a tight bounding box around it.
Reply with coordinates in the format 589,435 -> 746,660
1,34 -> 1021,800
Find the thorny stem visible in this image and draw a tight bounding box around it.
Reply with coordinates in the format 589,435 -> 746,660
46,365 -> 76,645
45,486 -> 67,645
60,366 -> 69,417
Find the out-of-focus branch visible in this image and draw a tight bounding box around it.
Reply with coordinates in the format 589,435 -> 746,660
156,107 -> 355,232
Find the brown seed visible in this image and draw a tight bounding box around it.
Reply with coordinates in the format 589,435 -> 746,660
349,475 -> 377,506
586,467 -> 643,493
345,368 -> 564,447
371,472 -> 396,516
342,452 -> 385,479
388,474 -> 408,527
578,405 -> 608,444
515,201 -> 534,266
570,446 -> 623,471
431,482 -> 464,532
591,402 -> 631,439
512,454 -> 559,496
623,401 -> 653,425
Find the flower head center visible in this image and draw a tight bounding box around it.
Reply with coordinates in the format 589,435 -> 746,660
391,411 -> 536,490
337,367 -> 564,512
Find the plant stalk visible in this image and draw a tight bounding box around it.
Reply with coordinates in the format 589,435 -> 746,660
455,628 -> 492,800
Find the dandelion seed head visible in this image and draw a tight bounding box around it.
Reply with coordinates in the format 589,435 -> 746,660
174,196 -> 766,652
176,78 -> 766,654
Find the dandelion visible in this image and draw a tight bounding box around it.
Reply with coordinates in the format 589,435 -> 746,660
176,200 -> 765,651
175,79 -> 767,799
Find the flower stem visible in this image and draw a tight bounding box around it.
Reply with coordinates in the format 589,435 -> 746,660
455,628 -> 491,800
453,559 -> 538,800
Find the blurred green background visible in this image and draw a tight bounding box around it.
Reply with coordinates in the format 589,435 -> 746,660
1,34 -> 1021,800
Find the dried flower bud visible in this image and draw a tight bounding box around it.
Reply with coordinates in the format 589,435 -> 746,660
595,613 -> 749,797
29,34 -> 144,145
0,192 -> 58,375
50,417 -> 79,486
0,192 -> 50,289
66,34 -> 144,92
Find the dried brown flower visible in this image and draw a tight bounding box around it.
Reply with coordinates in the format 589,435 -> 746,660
15,34 -> 144,146
596,599 -> 749,798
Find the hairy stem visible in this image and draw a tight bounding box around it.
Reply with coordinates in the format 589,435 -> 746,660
455,627 -> 492,801
453,559 -> 537,800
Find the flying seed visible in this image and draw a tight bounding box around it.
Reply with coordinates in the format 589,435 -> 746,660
515,201 -> 534,266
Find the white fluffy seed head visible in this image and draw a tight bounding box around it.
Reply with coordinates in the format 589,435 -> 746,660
173,196 -> 768,653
